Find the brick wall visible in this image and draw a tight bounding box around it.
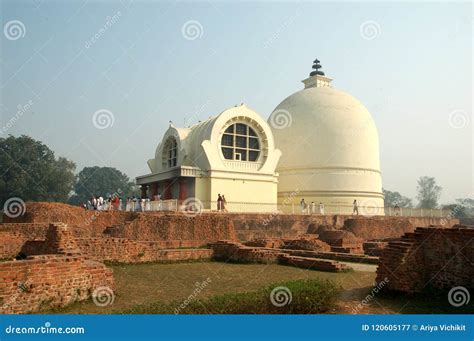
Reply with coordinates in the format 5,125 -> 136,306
0,231 -> 27,259
0,255 -> 114,314
376,227 -> 474,293
211,241 -> 349,272
75,238 -> 212,263
231,214 -> 456,242
104,214 -> 237,242
343,217 -> 458,241
0,223 -> 114,314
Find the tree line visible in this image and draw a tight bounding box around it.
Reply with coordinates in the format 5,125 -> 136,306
0,135 -> 138,206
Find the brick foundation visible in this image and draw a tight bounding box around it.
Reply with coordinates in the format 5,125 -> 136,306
0,255 -> 114,314
75,238 -> 212,263
211,240 -> 350,272
0,223 -> 114,314
376,226 -> 474,293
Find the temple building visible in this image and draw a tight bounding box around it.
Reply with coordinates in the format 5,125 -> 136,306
136,105 -> 281,211
137,60 -> 384,213
269,60 -> 384,214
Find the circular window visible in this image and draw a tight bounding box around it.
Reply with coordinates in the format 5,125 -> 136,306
221,123 -> 260,162
162,137 -> 178,168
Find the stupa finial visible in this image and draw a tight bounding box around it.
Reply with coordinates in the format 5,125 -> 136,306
309,58 -> 325,77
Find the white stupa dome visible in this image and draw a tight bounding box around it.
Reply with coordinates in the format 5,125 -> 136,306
269,61 -> 384,214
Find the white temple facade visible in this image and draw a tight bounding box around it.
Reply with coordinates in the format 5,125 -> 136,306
136,105 -> 281,211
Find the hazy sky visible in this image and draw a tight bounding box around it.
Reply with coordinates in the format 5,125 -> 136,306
0,0 -> 472,204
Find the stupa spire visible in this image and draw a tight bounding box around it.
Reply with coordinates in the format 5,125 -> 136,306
302,58 -> 333,89
310,59 -> 325,77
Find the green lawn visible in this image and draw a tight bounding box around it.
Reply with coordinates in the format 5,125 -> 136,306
47,261 -> 473,314
51,261 -> 375,314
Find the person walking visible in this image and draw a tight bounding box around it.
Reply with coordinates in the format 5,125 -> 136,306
319,202 -> 325,215
353,199 -> 359,215
300,198 -> 307,214
222,195 -> 228,212
310,201 -> 316,214
217,194 -> 223,212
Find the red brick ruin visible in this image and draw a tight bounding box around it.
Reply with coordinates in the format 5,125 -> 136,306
0,201 -> 471,314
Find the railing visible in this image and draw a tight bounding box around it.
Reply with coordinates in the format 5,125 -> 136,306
125,199 -> 178,212
122,200 -> 450,218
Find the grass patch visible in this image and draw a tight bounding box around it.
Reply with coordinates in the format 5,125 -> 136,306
43,262 -> 375,314
123,279 -> 340,314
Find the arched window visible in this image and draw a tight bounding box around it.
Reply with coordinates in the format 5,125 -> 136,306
221,123 -> 260,162
163,137 -> 178,168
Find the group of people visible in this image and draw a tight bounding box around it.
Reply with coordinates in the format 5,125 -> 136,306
216,194 -> 228,212
126,194 -> 165,212
299,199 -> 325,215
83,195 -> 122,211
83,193 -> 165,212
299,199 -> 361,215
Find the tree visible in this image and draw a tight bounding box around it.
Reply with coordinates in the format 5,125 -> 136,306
416,176 -> 442,209
0,135 -> 76,205
442,198 -> 474,218
69,166 -> 137,204
382,188 -> 413,207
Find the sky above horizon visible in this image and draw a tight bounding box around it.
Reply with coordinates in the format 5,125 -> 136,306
0,0 -> 472,204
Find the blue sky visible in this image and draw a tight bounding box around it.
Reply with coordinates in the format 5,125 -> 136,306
0,0 -> 472,203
